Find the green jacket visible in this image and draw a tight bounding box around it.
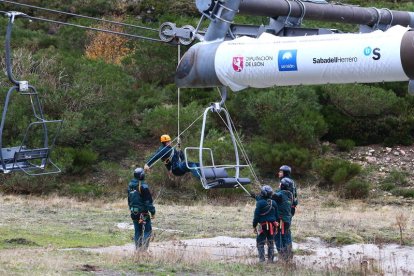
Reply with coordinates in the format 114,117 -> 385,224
252,196 -> 278,228
272,190 -> 293,223
127,179 -> 155,216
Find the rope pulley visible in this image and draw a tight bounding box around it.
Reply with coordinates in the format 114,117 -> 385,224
159,22 -> 196,45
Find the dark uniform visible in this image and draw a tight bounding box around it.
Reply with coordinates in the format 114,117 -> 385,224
128,178 -> 155,250
253,186 -> 279,262
278,165 -> 298,260
146,145 -> 200,177
272,185 -> 293,261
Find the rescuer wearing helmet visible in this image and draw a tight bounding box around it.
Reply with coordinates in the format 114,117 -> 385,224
253,185 -> 279,263
128,167 -> 155,251
278,165 -> 298,259
278,165 -> 298,216
144,134 -> 200,178
272,178 -> 294,261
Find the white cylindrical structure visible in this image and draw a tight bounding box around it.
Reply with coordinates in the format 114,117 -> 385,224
215,25 -> 412,91
175,26 -> 414,91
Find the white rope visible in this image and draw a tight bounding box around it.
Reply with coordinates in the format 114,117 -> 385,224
236,179 -> 253,196
224,107 -> 261,184
214,89 -> 261,187
216,111 -> 260,185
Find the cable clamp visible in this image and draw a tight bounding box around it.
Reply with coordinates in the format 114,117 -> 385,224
18,81 -> 29,92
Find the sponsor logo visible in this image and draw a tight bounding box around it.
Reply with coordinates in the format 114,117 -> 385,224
364,47 -> 372,56
364,47 -> 381,60
278,50 -> 297,71
232,55 -> 273,72
312,56 -> 358,64
232,56 -> 244,72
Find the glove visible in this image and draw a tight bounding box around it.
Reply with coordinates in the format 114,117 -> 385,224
144,164 -> 150,172
291,206 -> 296,216
249,192 -> 256,199
253,227 -> 257,234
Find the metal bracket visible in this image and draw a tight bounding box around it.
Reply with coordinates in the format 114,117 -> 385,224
18,81 -> 29,92
360,8 -> 394,33
5,11 -> 27,23
277,0 -> 306,27
159,22 -> 196,45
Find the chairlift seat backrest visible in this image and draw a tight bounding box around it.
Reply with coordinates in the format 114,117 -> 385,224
14,148 -> 49,162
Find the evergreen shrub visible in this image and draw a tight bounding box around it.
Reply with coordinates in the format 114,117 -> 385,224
382,170 -> 409,187
343,179 -> 370,199
336,139 -> 355,152
391,188 -> 414,198
312,157 -> 361,188
248,140 -> 312,176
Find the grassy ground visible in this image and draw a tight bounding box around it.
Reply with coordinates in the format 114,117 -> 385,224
0,188 -> 413,275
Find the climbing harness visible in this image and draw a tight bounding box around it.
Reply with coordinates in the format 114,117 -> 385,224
260,199 -> 275,216
0,12 -> 63,175
258,221 -> 278,235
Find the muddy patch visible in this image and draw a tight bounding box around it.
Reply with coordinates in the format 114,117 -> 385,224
80,236 -> 414,275
3,238 -> 38,246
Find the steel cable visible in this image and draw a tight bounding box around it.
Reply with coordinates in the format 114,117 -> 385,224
0,0 -> 159,32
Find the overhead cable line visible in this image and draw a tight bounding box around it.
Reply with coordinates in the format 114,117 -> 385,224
0,0 -> 158,32
22,14 -> 163,42
0,1 -> 198,44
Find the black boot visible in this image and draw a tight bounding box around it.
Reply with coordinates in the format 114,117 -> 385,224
286,244 -> 293,261
257,244 -> 265,262
268,241 -> 275,263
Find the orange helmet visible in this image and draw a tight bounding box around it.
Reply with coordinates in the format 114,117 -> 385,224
160,134 -> 171,143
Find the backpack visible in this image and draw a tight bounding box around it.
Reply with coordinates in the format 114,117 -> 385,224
128,180 -> 143,208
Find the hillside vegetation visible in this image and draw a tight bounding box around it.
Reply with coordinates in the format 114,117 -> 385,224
0,0 -> 414,200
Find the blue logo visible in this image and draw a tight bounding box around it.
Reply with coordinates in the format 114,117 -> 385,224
364,47 -> 372,56
278,50 -> 297,71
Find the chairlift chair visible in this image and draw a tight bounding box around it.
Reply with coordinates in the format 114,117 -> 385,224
184,93 -> 251,189
0,12 -> 63,175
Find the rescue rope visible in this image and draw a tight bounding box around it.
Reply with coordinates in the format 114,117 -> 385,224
224,111 -> 261,184
216,110 -> 261,192
214,89 -> 261,187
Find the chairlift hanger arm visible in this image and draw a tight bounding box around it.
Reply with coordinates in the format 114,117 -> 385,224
0,12 -> 63,175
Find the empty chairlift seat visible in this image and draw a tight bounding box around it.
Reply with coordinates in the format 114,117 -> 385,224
0,146 -> 50,173
201,167 -> 250,189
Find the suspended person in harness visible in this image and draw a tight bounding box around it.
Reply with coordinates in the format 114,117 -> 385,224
144,134 -> 200,178
253,185 -> 279,263
272,178 -> 294,262
128,168 -> 156,251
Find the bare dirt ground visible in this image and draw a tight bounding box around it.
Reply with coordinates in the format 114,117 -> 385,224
81,224 -> 414,275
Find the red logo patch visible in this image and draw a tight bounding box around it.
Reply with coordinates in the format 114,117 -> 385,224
232,56 -> 244,72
